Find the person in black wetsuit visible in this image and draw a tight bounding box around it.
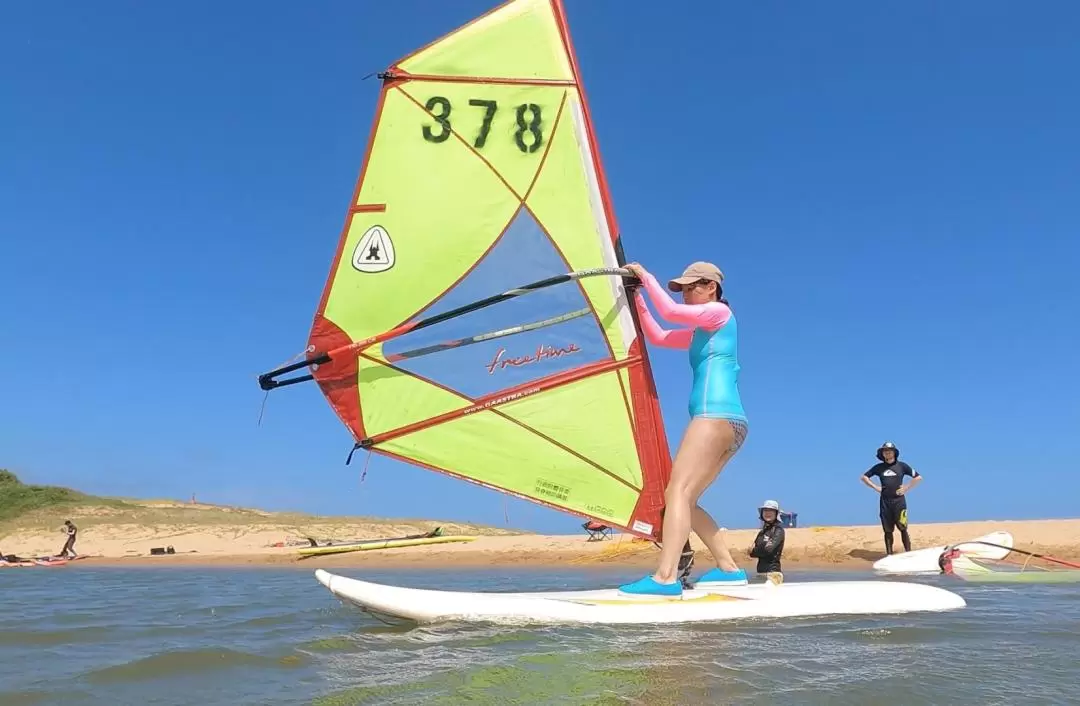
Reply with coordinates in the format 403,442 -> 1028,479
860,441 -> 922,555
59,520 -> 78,558
748,500 -> 785,579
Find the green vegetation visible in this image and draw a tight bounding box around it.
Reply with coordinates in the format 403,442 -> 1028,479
0,468 -> 525,536
0,469 -> 124,525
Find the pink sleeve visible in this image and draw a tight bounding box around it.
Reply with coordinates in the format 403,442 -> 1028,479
633,292 -> 693,349
638,269 -> 730,330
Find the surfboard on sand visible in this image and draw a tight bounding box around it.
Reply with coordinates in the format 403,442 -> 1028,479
296,534 -> 476,558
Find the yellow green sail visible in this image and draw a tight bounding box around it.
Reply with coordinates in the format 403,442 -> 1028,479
290,0 -> 672,539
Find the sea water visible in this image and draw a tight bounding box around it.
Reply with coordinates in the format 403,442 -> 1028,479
1,566 -> 1078,705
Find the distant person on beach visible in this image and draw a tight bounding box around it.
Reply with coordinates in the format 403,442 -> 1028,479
748,500 -> 785,581
59,520 -> 78,558
1,549 -> 28,563
860,441 -> 922,555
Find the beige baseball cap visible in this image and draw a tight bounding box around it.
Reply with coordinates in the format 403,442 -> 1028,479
666,261 -> 724,292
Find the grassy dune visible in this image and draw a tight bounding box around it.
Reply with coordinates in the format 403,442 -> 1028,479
0,469 -> 522,538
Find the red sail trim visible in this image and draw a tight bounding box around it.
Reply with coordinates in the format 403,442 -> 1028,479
306,82 -> 397,441
551,0 -> 673,539
623,336 -> 670,539
390,70 -> 575,88
550,0 -> 619,240
310,314 -> 366,440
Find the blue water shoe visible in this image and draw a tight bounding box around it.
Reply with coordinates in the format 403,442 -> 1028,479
695,567 -> 748,587
618,575 -> 683,597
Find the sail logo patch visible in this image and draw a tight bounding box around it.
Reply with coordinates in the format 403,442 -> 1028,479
352,225 -> 395,273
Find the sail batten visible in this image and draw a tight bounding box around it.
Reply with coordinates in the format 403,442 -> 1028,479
389,71 -> 577,88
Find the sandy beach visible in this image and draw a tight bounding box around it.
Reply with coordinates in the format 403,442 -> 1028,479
5,505 -> 1079,570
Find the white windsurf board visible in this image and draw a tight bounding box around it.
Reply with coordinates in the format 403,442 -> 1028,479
872,530 -> 1014,575
314,570 -> 965,625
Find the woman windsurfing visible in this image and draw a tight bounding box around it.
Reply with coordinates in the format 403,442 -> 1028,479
619,261 -> 749,596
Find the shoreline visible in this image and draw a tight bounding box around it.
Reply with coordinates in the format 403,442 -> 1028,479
8,518 -> 1079,570
70,554 -> 874,571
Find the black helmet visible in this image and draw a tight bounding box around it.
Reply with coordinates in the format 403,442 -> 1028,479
876,441 -> 899,461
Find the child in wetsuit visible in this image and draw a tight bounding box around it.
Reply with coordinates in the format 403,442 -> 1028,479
748,500 -> 785,583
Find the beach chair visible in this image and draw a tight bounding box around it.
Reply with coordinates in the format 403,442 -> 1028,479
582,521 -> 612,542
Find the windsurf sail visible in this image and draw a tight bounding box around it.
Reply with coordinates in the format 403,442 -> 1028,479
872,530 -> 1014,574
258,0 -> 673,541
941,542 -> 1080,583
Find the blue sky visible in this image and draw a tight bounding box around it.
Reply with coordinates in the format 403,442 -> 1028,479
3,0 -> 1077,533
